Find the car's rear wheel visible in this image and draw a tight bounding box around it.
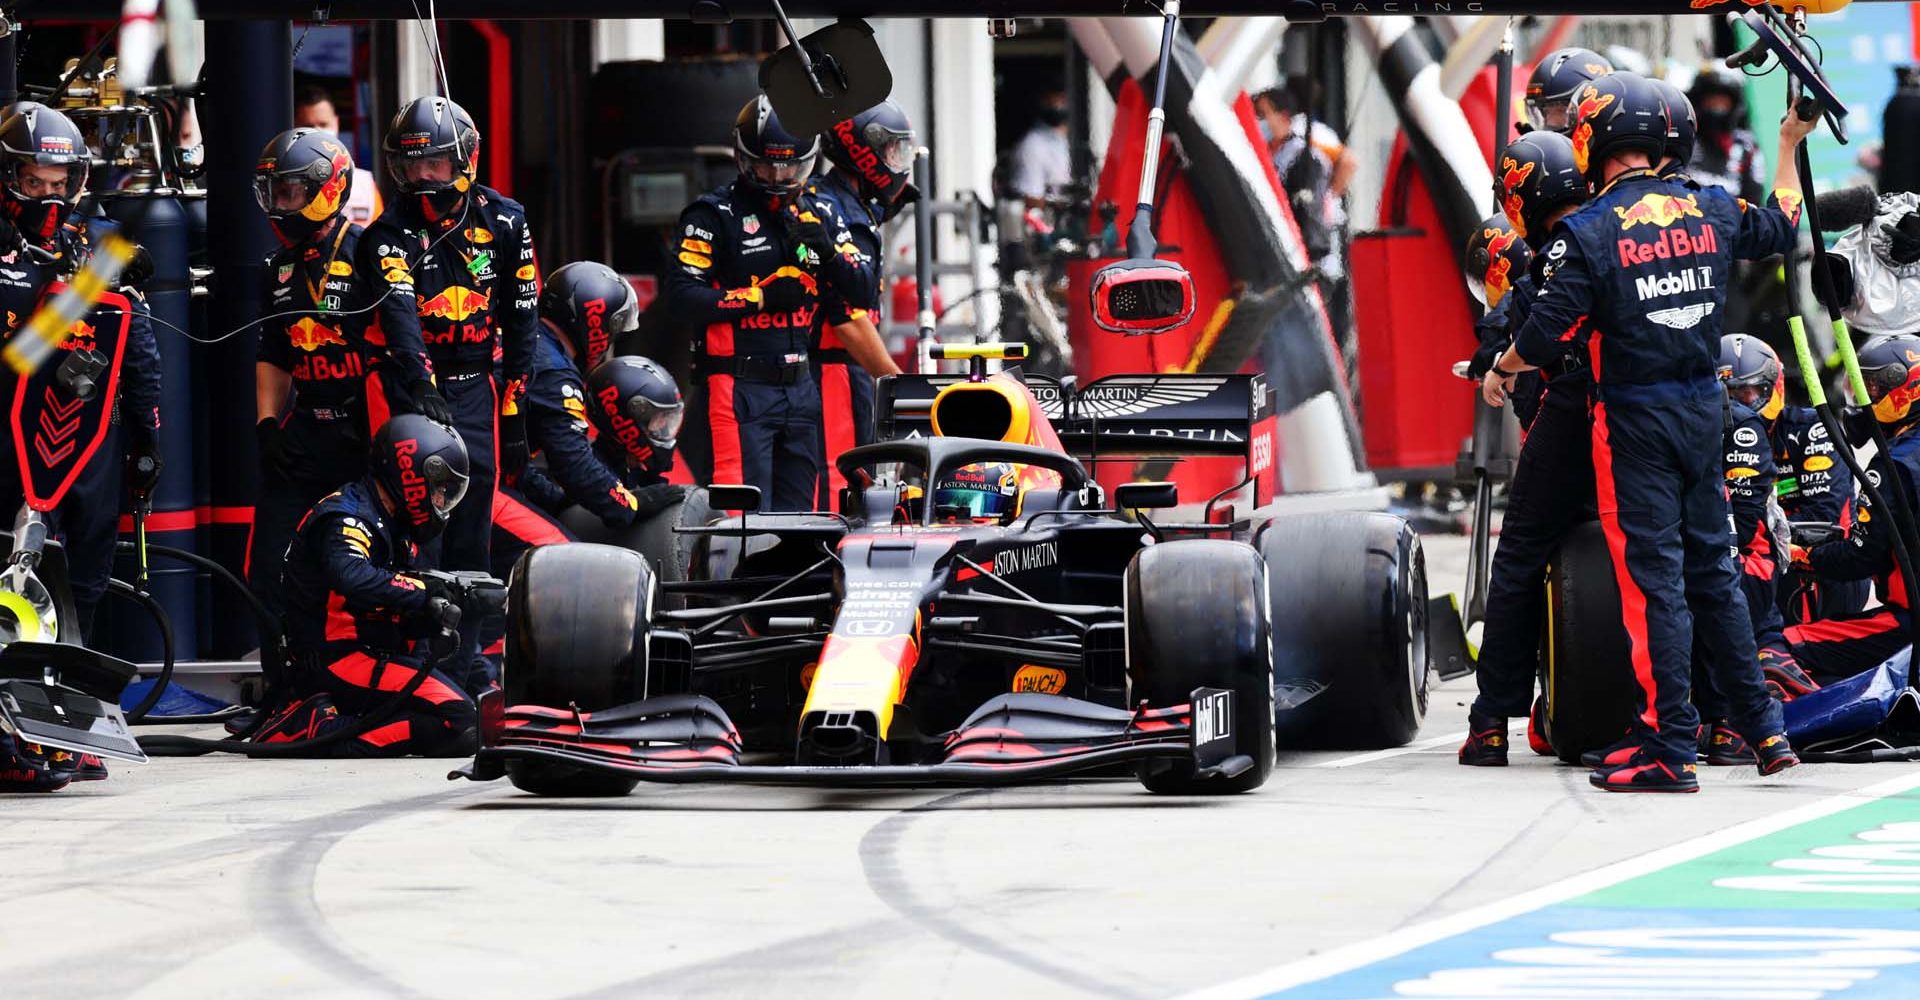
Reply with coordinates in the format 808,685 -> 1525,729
502,542 -> 653,796
1263,512 -> 1429,750
1127,539 -> 1275,795
1543,521 -> 1635,764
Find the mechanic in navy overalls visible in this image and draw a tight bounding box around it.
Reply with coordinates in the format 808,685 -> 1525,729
0,104 -> 161,641
362,97 -> 540,586
1486,73 -> 1811,791
1458,130 -> 1593,766
1772,400 -> 1865,623
489,265 -> 686,581
261,415 -> 477,757
807,99 -> 912,506
666,95 -> 873,511
249,127 -> 391,619
1767,334 -> 1920,687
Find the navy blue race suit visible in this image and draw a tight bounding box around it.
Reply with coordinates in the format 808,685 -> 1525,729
1510,172 -> 1798,764
1769,424 -> 1920,685
1771,404 -> 1868,621
250,222 -> 390,617
1694,398 -> 1792,722
666,180 -> 870,510
1468,265 -> 1599,725
0,221 -> 161,635
276,478 -> 476,756
361,186 -> 539,575
805,169 -> 885,504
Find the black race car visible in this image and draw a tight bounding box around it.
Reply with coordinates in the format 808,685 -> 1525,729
456,347 -> 1428,796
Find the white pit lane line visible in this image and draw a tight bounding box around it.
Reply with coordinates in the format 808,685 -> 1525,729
1310,722 -> 1527,768
1173,769 -> 1920,1000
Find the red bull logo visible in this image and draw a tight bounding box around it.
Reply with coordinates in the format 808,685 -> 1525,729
1775,190 -> 1805,228
1568,86 -> 1615,172
1482,227 -> 1520,300
287,317 -> 348,352
392,438 -> 430,524
1617,224 -> 1720,267
833,118 -> 895,194
1689,0 -> 1766,9
582,298 -> 611,365
61,320 -> 96,352
1614,192 -> 1705,230
1500,158 -> 1534,197
596,382 -> 646,457
417,286 -> 490,321
304,153 -> 352,220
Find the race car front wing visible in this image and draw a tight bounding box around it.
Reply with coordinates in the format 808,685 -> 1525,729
451,689 -> 1250,787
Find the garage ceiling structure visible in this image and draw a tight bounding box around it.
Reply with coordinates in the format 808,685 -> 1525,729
16,1 -> 1893,18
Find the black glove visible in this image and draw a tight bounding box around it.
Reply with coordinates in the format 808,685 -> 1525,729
256,417 -> 288,476
787,199 -> 837,268
1842,405 -> 1880,450
498,411 -> 529,482
126,428 -> 163,497
1466,335 -> 1509,382
633,482 -> 691,517
759,273 -> 813,313
1888,212 -> 1920,266
409,379 -> 453,425
120,244 -> 155,290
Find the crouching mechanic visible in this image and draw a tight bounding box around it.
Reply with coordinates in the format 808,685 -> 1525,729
1772,334 -> 1920,686
259,415 -> 477,757
1485,72 -> 1809,791
491,263 -> 685,578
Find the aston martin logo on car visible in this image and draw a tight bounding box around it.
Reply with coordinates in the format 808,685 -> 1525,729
1071,377 -> 1230,419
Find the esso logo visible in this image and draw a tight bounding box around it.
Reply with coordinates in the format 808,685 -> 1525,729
1250,433 -> 1274,476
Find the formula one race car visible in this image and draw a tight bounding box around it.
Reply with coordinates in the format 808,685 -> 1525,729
456,346 -> 1428,796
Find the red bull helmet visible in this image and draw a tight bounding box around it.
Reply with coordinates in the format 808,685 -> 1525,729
370,414 -> 470,541
586,355 -> 685,461
1567,72 -> 1669,186
823,99 -> 914,206
1717,334 -> 1785,422
540,261 -> 638,370
255,127 -> 354,246
1859,334 -> 1920,426
0,103 -> 89,246
1465,216 -> 1531,309
734,95 -> 819,204
1496,131 -> 1586,246
1525,47 -> 1612,134
1647,77 -> 1697,170
383,96 -> 480,219
932,462 -> 1023,523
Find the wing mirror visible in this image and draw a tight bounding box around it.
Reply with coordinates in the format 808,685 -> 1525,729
707,484 -> 763,513
1115,481 -> 1179,510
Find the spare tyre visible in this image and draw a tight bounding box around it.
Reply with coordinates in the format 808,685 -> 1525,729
1543,520 -> 1636,764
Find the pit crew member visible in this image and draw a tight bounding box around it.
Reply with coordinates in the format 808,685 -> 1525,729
1486,73 -> 1811,791
1523,47 -> 1612,134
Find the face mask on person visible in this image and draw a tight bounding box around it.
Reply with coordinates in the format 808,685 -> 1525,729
1038,105 -> 1069,128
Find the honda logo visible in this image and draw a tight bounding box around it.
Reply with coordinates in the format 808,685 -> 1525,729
842,618 -> 898,637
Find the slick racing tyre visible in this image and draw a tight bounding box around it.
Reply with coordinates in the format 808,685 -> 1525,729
560,488 -> 712,609
1126,539 -> 1276,794
1263,512 -> 1429,749
503,543 -> 654,796
1543,521 -> 1635,764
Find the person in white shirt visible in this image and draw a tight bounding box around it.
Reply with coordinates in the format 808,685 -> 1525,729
294,85 -> 383,226
1009,91 -> 1072,209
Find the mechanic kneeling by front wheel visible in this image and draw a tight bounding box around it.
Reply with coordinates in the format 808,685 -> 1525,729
255,416 -> 482,758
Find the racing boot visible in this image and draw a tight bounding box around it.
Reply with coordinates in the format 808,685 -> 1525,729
1758,646 -> 1820,702
45,746 -> 106,782
1589,755 -> 1700,793
1458,713 -> 1509,766
253,694 -> 349,746
1699,723 -> 1754,766
0,735 -> 73,792
1580,737 -> 1640,770
1527,695 -> 1554,757
1752,732 -> 1800,776
72,754 -> 109,781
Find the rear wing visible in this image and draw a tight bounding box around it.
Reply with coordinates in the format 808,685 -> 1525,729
876,370 -> 1278,507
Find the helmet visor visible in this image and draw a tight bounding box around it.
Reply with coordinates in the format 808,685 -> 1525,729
254,175 -> 319,215
630,396 -> 685,449
7,159 -> 86,203
864,123 -> 915,173
422,453 -> 470,519
389,152 -> 461,192
740,150 -> 815,194
1526,96 -> 1571,134
1467,271 -> 1501,309
932,485 -> 1015,520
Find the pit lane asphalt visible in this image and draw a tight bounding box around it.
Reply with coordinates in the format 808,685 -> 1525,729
3,533 -> 1909,1000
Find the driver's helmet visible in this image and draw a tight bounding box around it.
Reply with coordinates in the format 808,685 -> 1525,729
932,462 -> 1023,522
